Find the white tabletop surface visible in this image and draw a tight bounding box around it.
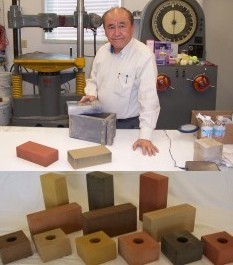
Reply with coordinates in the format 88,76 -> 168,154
0,171 -> 233,265
0,126 -> 202,171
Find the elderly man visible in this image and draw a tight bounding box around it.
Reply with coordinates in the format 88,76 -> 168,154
81,7 -> 160,156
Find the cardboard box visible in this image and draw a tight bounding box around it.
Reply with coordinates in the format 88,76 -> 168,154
191,110 -> 233,144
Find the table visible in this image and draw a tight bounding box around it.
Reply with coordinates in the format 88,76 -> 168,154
0,126 -> 232,171
0,171 -> 233,265
0,126 -> 197,171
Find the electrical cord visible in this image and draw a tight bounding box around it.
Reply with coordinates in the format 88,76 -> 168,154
164,130 -> 186,170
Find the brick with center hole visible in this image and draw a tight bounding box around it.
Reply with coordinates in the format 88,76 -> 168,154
201,231 -> 233,265
33,228 -> 72,262
161,230 -> 204,265
118,231 -> 159,265
75,231 -> 117,265
139,172 -> 168,221
0,230 -> 33,264
16,141 -> 58,167
27,202 -> 82,236
82,203 -> 137,237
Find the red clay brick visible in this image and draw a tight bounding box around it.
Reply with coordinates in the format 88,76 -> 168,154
118,231 -> 159,265
27,202 -> 82,236
201,231 -> 233,265
16,141 -> 58,167
139,172 -> 168,220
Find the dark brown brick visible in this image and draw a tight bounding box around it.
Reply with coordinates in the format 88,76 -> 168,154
82,203 -> 137,237
0,230 -> 33,264
86,171 -> 114,210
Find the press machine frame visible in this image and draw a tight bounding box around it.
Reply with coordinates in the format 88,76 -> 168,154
8,0 -> 102,127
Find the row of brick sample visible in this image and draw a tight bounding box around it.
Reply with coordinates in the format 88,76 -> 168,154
16,140 -> 112,168
1,171 -> 233,265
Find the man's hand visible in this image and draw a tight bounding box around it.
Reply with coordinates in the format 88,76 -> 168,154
132,139 -> 159,156
80,95 -> 96,103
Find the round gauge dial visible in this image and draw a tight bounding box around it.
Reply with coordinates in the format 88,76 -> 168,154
151,0 -> 197,44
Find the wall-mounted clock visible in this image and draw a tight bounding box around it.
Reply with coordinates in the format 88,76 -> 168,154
151,0 -> 197,44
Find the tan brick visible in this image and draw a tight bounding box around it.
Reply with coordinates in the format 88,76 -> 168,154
68,145 -> 111,169
40,172 -> 69,209
33,228 -> 72,262
143,204 -> 196,241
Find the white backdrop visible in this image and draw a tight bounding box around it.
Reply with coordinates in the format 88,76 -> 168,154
0,171 -> 233,265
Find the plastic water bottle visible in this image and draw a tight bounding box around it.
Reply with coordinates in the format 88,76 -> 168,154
201,115 -> 214,138
213,115 -> 225,138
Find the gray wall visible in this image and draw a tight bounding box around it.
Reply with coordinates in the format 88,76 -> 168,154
3,0 -> 232,109
203,0 -> 233,109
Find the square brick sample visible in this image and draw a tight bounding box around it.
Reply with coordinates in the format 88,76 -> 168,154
86,171 -> 114,210
201,231 -> 233,265
161,230 -> 204,265
0,230 -> 33,264
118,231 -> 159,265
139,172 -> 168,220
40,172 -> 69,209
68,145 -> 111,169
76,231 -> 117,265
82,203 -> 137,237
27,202 -> 82,236
143,203 -> 196,241
33,228 -> 72,262
16,141 -> 58,167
